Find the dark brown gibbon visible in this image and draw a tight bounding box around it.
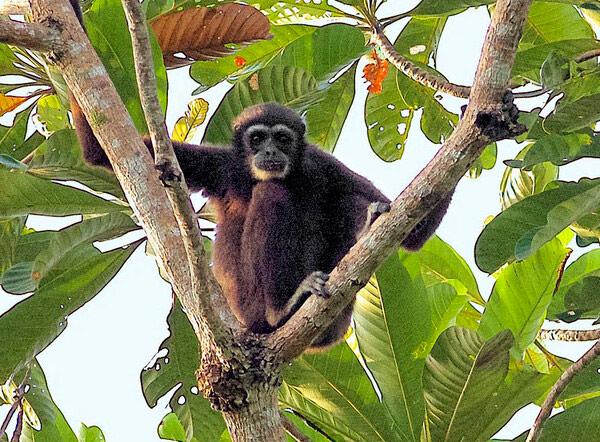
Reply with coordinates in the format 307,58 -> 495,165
69,0 -> 451,350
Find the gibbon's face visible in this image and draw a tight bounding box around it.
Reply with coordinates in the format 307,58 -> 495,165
244,123 -> 297,181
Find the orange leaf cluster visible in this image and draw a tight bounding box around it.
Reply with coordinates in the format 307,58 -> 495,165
362,51 -> 388,94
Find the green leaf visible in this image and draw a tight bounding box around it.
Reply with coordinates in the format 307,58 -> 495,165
511,132 -> 600,169
423,327 -> 513,442
513,3 -> 597,82
203,66 -> 320,145
0,244 -> 137,380
365,17 -> 456,161
542,93 -> 600,133
27,129 -> 124,198
0,167 -> 124,217
413,235 -> 483,304
271,24 -> 366,82
548,249 -> 600,321
36,95 -> 70,133
476,178 -> 600,273
500,144 -> 558,210
353,250 -> 431,441
142,302 -> 225,442
280,343 -> 400,442
190,25 -> 317,91
469,143 -> 497,179
85,0 -> 167,133
31,213 -> 137,284
540,51 -> 570,89
78,424 -> 106,442
512,397 -> 600,441
479,238 -> 569,358
0,107 -> 44,161
16,360 -> 78,442
0,217 -> 24,276
305,65 -> 356,152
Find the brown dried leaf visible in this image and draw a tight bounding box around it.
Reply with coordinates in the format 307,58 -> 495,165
0,94 -> 29,116
151,4 -> 271,69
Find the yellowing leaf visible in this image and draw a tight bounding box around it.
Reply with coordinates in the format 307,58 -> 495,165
151,4 -> 271,68
172,98 -> 209,142
0,94 -> 28,116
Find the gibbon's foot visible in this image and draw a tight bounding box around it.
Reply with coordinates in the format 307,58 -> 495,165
368,201 -> 391,221
299,271 -> 330,299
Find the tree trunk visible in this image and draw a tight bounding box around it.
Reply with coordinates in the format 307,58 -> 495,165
222,387 -> 285,441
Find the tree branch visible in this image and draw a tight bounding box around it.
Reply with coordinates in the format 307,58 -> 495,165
526,340 -> 600,442
268,0 -> 532,362
0,17 -> 62,52
280,414 -> 310,442
21,0 -> 239,346
119,0 -> 235,346
539,328 -> 600,342
369,22 -> 471,98
575,48 -> 600,63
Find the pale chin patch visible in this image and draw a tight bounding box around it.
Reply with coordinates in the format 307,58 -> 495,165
250,162 -> 289,181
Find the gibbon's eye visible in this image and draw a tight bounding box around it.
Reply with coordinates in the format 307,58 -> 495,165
274,131 -> 291,144
250,132 -> 266,145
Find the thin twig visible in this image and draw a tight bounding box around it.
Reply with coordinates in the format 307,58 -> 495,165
575,48 -> 600,63
281,413 -> 311,442
539,328 -> 600,342
0,17 -> 62,52
369,23 -> 472,98
526,340 -> 600,442
120,0 -> 234,343
0,384 -> 24,440
9,405 -> 23,442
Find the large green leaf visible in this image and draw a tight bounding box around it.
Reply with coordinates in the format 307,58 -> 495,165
507,132 -> 600,169
1,213 -> 137,295
423,327 -> 513,442
78,424 -> 106,442
271,24 -> 366,82
15,360 -> 78,442
305,65 -> 356,152
85,0 -> 167,133
280,343 -> 401,442
412,235 -> 482,304
365,17 -> 456,161
512,2 -> 597,82
0,244 -> 137,380
353,251 -> 431,441
0,167 -> 124,217
542,93 -> 600,133
190,25 -> 317,91
475,178 -> 600,273
512,397 -> 600,441
203,65 -> 320,144
27,129 -> 124,198
142,302 -> 225,442
479,238 -> 569,358
0,107 -> 44,161
548,249 -> 600,321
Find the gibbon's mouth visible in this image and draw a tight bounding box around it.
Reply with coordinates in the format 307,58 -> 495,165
255,159 -> 288,172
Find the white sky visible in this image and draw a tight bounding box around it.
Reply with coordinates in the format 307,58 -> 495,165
1,2 -> 599,441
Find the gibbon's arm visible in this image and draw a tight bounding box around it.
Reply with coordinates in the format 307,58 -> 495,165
304,146 -> 453,251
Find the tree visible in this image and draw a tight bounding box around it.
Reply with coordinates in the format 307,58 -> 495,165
0,0 -> 599,441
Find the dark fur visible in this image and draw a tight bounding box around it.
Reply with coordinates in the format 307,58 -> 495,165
68,0 -> 450,348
